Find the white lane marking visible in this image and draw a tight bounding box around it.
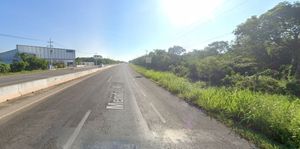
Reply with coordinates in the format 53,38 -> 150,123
140,89 -> 146,97
106,102 -> 123,110
63,110 -> 91,149
106,84 -> 124,110
107,76 -> 112,82
150,103 -> 166,123
125,69 -> 152,137
132,78 -> 146,97
132,78 -> 138,86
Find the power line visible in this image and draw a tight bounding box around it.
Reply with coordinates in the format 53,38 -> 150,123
0,33 -> 45,42
47,38 -> 54,48
0,32 -> 99,57
47,40 -> 97,56
53,41 -> 66,48
188,32 -> 232,46
165,0 -> 249,46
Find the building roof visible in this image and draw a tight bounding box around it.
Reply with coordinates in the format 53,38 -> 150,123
16,45 -> 75,51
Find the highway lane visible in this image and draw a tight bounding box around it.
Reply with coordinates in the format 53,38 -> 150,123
0,64 -> 254,149
0,66 -> 98,87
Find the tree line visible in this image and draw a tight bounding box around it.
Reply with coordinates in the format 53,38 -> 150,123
0,53 -> 48,73
75,57 -> 122,65
130,1 -> 300,96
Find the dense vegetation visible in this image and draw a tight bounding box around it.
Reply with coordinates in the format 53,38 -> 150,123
130,1 -> 300,148
75,57 -> 122,65
0,62 -> 11,73
0,53 -> 48,73
132,65 -> 300,148
131,2 -> 300,97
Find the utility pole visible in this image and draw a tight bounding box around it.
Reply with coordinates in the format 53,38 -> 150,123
48,38 -> 54,69
95,53 -> 97,66
48,38 -> 53,48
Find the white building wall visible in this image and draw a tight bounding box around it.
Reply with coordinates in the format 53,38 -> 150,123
16,45 -> 76,66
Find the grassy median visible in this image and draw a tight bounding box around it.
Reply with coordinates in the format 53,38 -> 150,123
0,69 -> 49,77
131,64 -> 300,149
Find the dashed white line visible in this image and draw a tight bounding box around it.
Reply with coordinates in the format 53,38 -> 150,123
132,78 -> 146,97
63,110 -> 91,149
150,103 -> 166,123
132,78 -> 138,86
140,89 -> 146,97
107,76 -> 112,82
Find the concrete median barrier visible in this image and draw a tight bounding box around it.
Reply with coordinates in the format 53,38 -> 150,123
0,65 -> 114,103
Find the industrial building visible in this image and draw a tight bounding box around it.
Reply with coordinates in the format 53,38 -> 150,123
0,45 -> 76,66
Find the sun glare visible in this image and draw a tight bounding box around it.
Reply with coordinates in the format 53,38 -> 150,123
161,0 -> 222,27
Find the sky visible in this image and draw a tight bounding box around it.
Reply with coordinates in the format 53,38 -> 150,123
0,0 -> 295,61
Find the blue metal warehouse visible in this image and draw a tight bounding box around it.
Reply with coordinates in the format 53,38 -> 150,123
0,45 -> 76,66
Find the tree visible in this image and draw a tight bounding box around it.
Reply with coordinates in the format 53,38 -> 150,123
150,49 -> 171,70
234,16 -> 271,70
19,53 -> 48,70
168,46 -> 186,55
234,2 -> 300,80
0,62 -> 10,73
193,56 -> 229,85
10,61 -> 28,72
204,41 -> 230,54
76,57 -> 121,65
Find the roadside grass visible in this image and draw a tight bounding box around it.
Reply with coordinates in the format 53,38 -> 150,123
131,64 -> 300,149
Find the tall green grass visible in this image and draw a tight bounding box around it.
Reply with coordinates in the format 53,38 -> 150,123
132,65 -> 300,149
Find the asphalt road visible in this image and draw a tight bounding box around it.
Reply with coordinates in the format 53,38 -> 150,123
0,66 -> 98,87
0,64 -> 254,149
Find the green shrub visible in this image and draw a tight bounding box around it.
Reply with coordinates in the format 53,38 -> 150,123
222,74 -> 244,86
0,63 -> 11,73
258,69 -> 280,79
10,61 -> 28,72
193,81 -> 207,88
190,56 -> 228,85
286,81 -> 300,97
247,76 -> 284,93
19,53 -> 48,70
53,62 -> 65,68
169,65 -> 189,77
223,74 -> 285,94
